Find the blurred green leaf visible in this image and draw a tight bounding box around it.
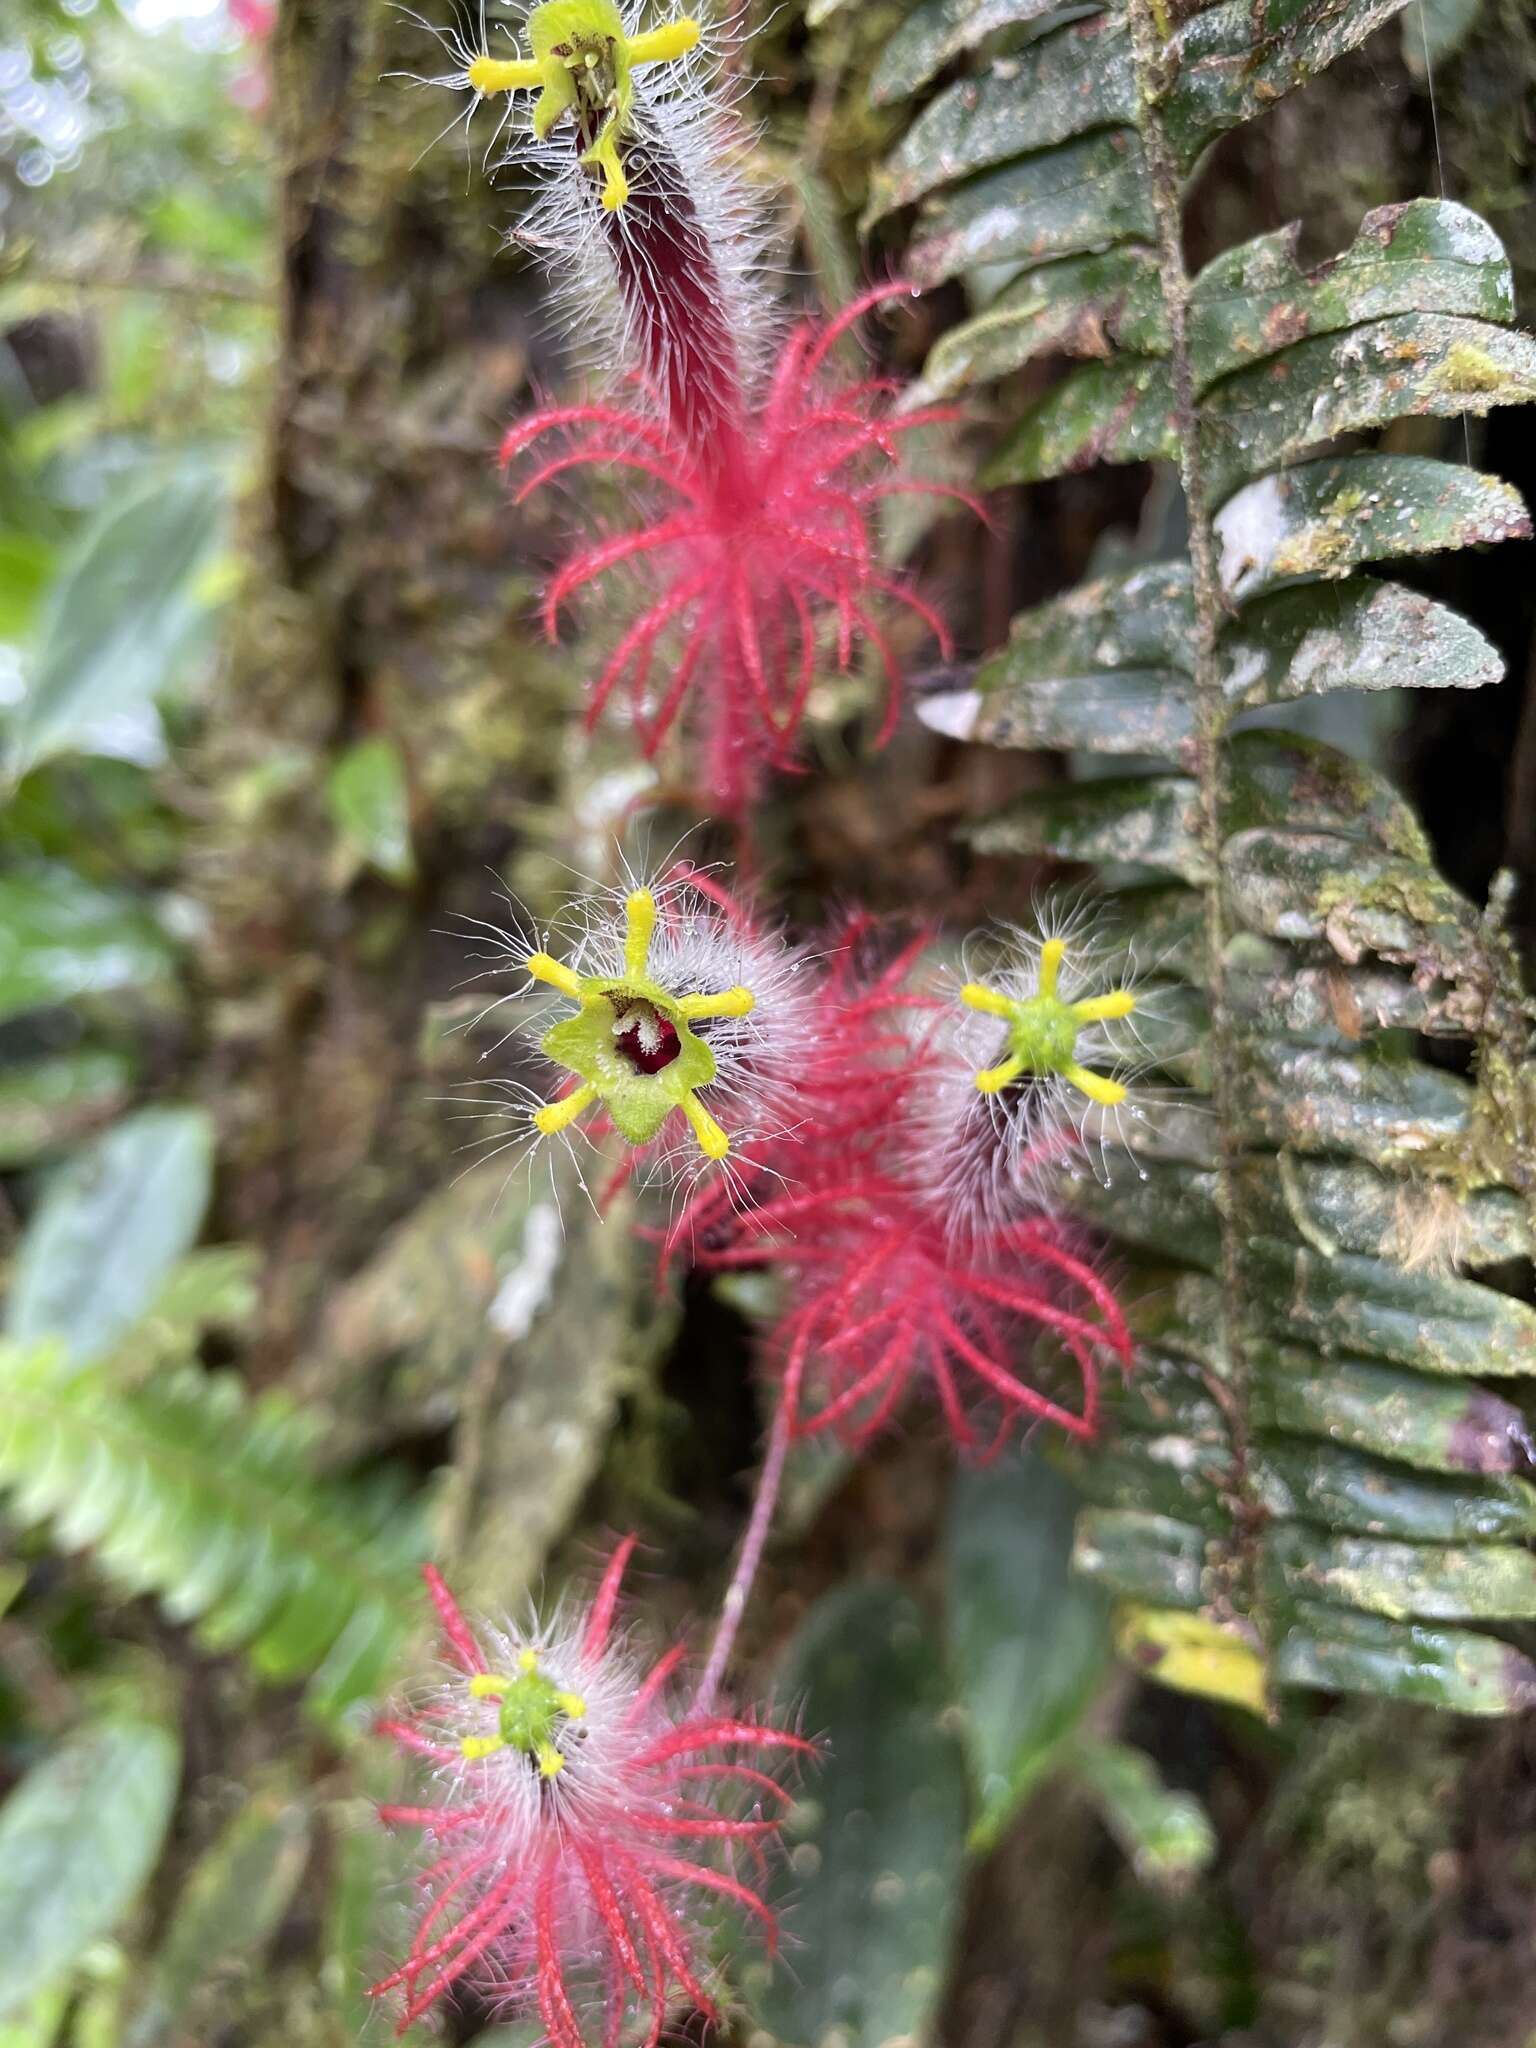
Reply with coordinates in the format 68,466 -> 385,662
0,1981 -> 69,2048
912,247 -> 1167,401
945,1452 -> 1109,1847
110,1246 -> 261,1375
1072,1738 -> 1217,1889
1275,1601 -> 1536,1712
783,158 -> 859,319
0,536 -> 57,643
325,1797 -> 425,2042
0,864 -> 173,1025
0,1049 -> 133,1169
10,464 -> 229,773
1161,0 -> 1411,165
867,14 -> 1136,225
747,1583 -> 968,2048
871,0 -> 1065,104
7,1106 -> 214,1368
0,1718 -> 180,2020
327,736 -> 416,886
1267,1523 -> 1536,1621
128,1794 -> 311,2046
1403,0 -> 1482,70
908,129 -> 1155,288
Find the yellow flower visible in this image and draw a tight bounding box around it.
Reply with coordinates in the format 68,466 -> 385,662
467,0 -> 700,210
960,936 -> 1136,1108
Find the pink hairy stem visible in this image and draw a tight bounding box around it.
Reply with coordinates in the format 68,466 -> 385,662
693,1342 -> 807,1714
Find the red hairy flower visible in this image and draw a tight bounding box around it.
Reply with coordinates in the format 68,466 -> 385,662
666,914 -> 1133,1454
504,286 -> 977,813
369,1544 -> 812,2041
696,1169 -> 1131,1453
228,0 -> 275,36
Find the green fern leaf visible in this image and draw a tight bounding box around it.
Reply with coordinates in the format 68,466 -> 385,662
0,1342 -> 421,1722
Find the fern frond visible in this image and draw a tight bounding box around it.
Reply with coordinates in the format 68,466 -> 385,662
0,1344 -> 420,1722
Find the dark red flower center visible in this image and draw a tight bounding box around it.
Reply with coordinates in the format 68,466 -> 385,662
611,996 -> 682,1075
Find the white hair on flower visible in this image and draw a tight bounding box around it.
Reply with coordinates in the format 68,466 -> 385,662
904,895 -> 1159,1242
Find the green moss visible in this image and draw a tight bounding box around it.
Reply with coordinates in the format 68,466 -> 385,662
1425,342 -> 1512,396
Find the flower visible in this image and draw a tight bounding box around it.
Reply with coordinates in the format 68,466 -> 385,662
409,4 -> 978,809
412,0 -> 775,455
900,911 -> 1149,1242
657,909 -> 940,1259
697,1166 -> 1131,1453
665,911 -> 1134,1454
370,1544 -> 813,2040
486,863 -> 818,1182
504,288 -> 971,811
465,1 -> 703,215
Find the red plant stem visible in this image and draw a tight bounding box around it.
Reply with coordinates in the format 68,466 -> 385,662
695,1364 -> 801,1714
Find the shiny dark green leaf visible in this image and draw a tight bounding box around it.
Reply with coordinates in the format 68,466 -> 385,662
1250,1344 -> 1533,1476
1223,729 -> 1431,855
929,665 -> 1193,757
1161,0 -> 1413,168
1223,578 -> 1502,706
1066,1162 -> 1221,1268
1202,314 -> 1536,505
1215,455 -> 1530,601
967,772 -> 1208,878
908,129 -> 1153,287
1189,201 -> 1514,387
962,561 -> 1194,702
1239,1037 -> 1473,1165
1246,1236 -> 1536,1376
913,246 -> 1166,400
1275,1601 -> 1536,1713
1246,1155 -> 1532,1268
1074,1507 -> 1207,1609
867,14 -> 1135,224
871,0 -> 1074,103
1266,1524 -> 1536,1620
984,355 -> 1175,482
1224,830 -> 1479,973
1255,1436 -> 1536,1542
1073,1432 -> 1232,1527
